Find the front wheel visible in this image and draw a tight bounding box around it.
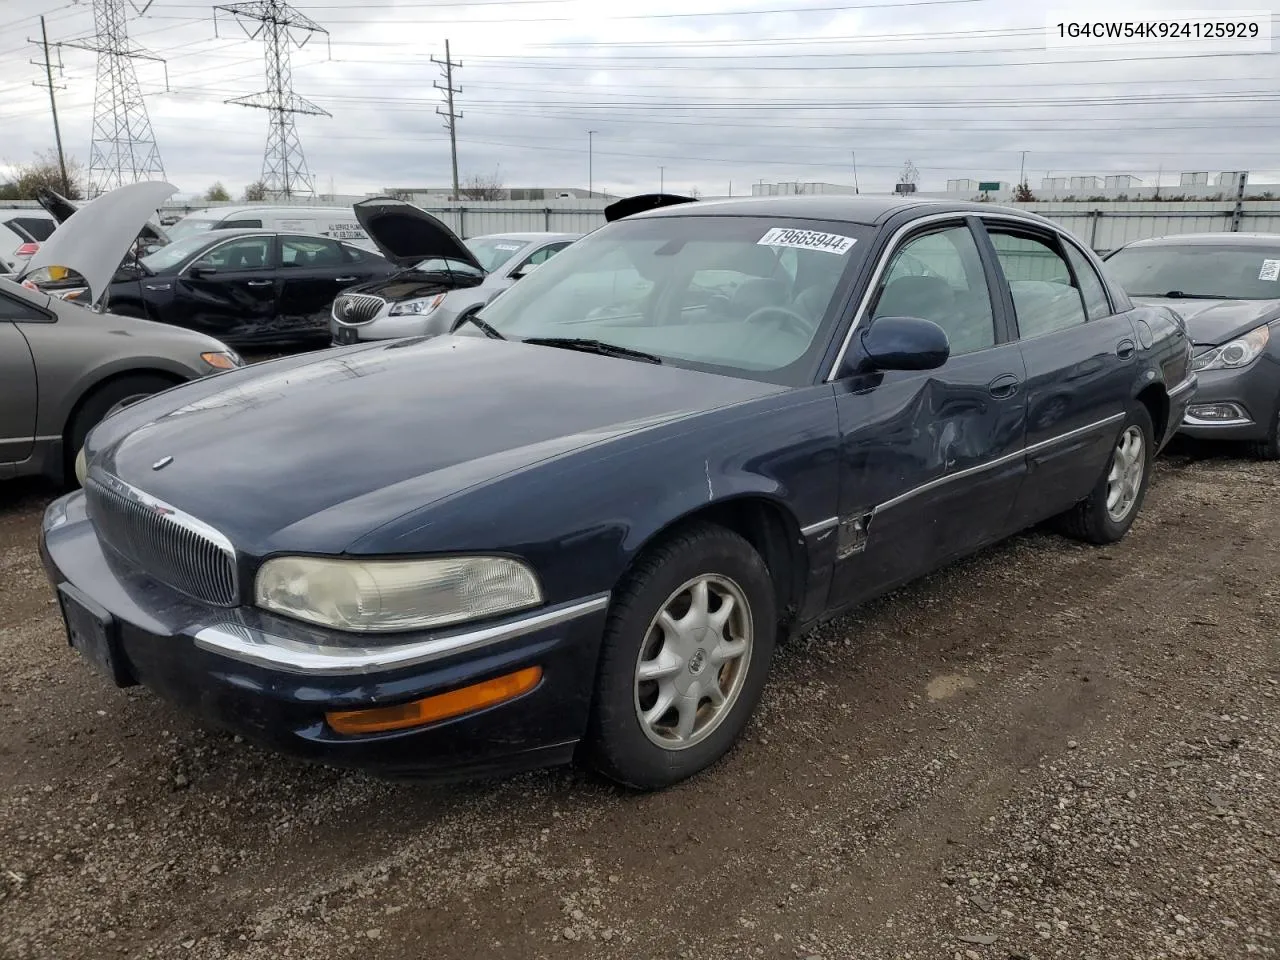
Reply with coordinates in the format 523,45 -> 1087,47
1055,405 -> 1154,545
585,524 -> 777,790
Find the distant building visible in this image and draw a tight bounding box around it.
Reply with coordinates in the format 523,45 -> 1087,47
1215,171 -> 1249,189
1042,177 -> 1068,190
946,178 -> 978,192
1069,176 -> 1101,191
1104,175 -> 1142,189
1180,172 -> 1209,186
751,181 -> 859,196
380,186 -> 606,202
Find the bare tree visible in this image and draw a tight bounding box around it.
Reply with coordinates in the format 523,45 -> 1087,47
459,169 -> 506,201
0,149 -> 85,200
242,180 -> 268,202
205,182 -> 231,202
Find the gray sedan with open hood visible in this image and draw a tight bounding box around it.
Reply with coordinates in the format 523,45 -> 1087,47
2,181 -> 242,484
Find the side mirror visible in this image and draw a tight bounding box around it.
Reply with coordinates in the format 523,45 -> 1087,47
189,261 -> 217,278
858,315 -> 949,372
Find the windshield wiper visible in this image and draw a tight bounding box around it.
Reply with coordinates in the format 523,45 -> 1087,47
1153,291 -> 1232,300
454,312 -> 505,339
520,336 -> 663,364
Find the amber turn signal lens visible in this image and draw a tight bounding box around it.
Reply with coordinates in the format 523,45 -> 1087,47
326,666 -> 543,735
201,351 -> 239,370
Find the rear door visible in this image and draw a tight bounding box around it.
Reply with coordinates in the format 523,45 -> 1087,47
170,234 -> 278,342
827,217 -> 1029,607
0,290 -> 41,465
979,220 -> 1138,527
277,235 -> 365,340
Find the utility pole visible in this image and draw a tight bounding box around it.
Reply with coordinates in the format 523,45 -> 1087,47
588,129 -> 596,198
659,165 -> 665,194
1019,150 -> 1027,188
30,15 -> 71,195
432,40 -> 462,202
851,150 -> 860,194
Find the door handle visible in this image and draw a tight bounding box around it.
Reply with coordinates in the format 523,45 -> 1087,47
245,279 -> 273,287
1116,339 -> 1136,360
988,373 -> 1021,399
143,282 -> 171,291
334,276 -> 357,283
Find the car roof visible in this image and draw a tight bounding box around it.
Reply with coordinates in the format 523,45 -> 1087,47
1123,232 -> 1280,247
472,232 -> 580,242
182,205 -> 357,220
627,194 -> 1055,228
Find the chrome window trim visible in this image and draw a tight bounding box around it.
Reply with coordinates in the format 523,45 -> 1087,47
194,593 -> 612,675
800,516 -> 838,537
870,412 -> 1126,518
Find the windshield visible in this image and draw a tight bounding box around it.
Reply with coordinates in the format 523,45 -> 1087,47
139,234 -> 223,272
165,218 -> 218,243
1105,244 -> 1280,300
471,215 -> 868,384
464,237 -> 528,272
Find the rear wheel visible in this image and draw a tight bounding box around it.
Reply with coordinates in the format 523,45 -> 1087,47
64,374 -> 179,487
585,524 -> 777,790
1055,405 -> 1154,545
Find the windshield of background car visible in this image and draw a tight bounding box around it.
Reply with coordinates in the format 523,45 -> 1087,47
473,215 -> 870,384
1105,244 -> 1280,300
464,237 -> 528,272
139,234 -> 223,272
164,218 -> 218,243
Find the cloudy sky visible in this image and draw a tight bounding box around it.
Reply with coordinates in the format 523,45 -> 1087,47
0,0 -> 1276,199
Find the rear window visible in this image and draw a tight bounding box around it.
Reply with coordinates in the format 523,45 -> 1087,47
5,217 -> 56,242
218,218 -> 263,230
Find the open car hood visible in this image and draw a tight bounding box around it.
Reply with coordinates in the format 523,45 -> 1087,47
353,197 -> 483,271
604,193 -> 699,223
36,186 -> 169,245
20,181 -> 177,305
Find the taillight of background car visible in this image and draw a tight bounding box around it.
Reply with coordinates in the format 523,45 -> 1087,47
14,242 -> 39,259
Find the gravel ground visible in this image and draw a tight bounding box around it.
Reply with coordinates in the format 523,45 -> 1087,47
0,444 -> 1276,960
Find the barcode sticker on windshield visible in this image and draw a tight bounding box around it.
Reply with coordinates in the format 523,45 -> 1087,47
493,243 -> 523,251
758,227 -> 857,255
1259,259 -> 1280,281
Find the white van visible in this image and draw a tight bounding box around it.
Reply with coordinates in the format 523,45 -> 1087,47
166,205 -> 373,249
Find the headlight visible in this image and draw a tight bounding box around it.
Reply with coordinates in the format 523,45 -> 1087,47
1192,325 -> 1270,372
388,293 -> 446,317
254,555 -> 543,632
74,447 -> 87,486
201,350 -> 243,371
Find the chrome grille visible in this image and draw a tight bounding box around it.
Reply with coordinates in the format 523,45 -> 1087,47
85,476 -> 238,607
332,293 -> 386,325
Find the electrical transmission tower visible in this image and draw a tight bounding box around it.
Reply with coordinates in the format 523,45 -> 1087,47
63,0 -> 168,197
214,0 -> 330,200
432,40 -> 462,202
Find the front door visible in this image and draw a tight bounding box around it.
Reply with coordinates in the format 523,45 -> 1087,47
980,223 -> 1139,528
171,234 -> 278,344
828,218 -> 1028,608
0,294 -> 39,465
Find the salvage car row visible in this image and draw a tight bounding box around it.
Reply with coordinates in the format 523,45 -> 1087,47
6,182 -> 1280,792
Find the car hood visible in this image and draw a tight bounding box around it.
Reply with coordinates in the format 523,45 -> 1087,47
1134,296 -> 1280,346
340,268 -> 484,303
93,335 -> 783,553
20,180 -> 176,306
36,185 -> 170,245
353,197 -> 483,270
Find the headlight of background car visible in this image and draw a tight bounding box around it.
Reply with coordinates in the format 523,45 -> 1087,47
255,555 -> 543,632
388,293 -> 446,317
1192,324 -> 1270,372
74,446 -> 88,486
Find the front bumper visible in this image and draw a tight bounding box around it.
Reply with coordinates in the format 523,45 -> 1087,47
1177,356 -> 1280,442
39,491 -> 610,780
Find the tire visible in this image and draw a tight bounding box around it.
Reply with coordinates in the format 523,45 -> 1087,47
64,374 -> 178,487
1055,404 -> 1154,545
1246,401 -> 1280,461
585,524 -> 778,790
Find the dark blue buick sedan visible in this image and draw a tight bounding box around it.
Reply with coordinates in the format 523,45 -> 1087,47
41,196 -> 1196,790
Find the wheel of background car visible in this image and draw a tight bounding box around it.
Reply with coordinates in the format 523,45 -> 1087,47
64,374 -> 179,489
1054,404 -> 1154,545
742,305 -> 813,337
585,523 -> 777,790
1247,396 -> 1280,461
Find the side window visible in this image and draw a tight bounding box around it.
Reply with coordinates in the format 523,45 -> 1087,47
340,244 -> 378,264
1062,241 -> 1112,320
988,231 -> 1088,339
196,236 -> 273,271
281,235 -> 343,267
218,219 -> 263,230
872,224 -> 996,357
0,293 -> 46,321
512,241 -> 571,273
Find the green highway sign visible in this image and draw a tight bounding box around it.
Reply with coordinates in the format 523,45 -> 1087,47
978,181 -> 1001,192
